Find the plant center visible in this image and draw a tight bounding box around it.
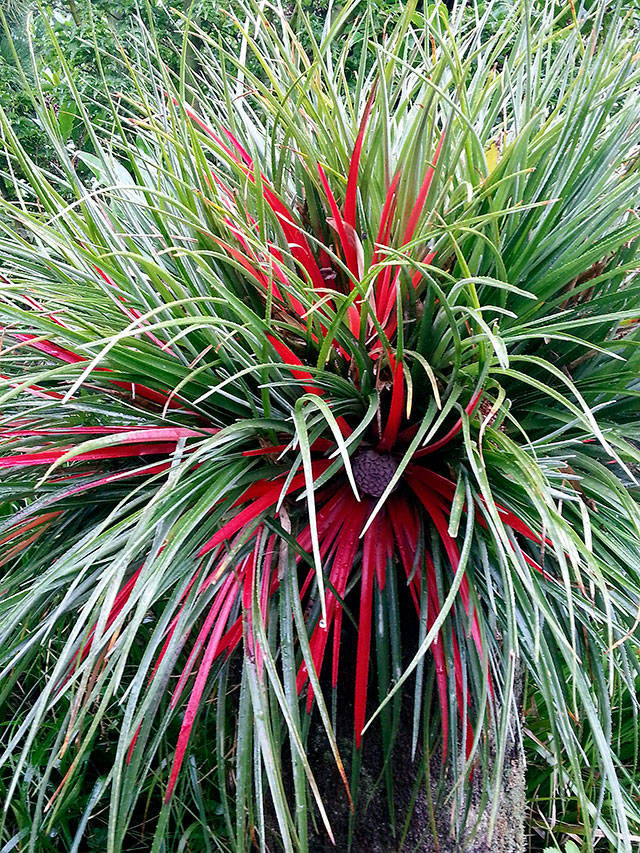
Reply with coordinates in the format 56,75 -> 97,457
351,449 -> 399,498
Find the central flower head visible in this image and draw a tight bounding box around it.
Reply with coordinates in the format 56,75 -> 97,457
352,449 -> 399,498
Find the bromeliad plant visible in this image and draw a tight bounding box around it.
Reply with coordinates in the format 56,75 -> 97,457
2,0 -> 640,850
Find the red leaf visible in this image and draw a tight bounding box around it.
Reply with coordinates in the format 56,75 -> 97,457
197,460 -> 331,557
261,185 -> 326,292
93,266 -> 174,354
372,172 -> 401,269
373,171 -> 401,322
266,334 -> 323,395
329,501 -> 368,688
107,380 -> 192,411
431,631 -> 449,759
318,164 -> 355,274
255,534 -> 277,677
0,511 -> 62,547
0,427 -> 201,469
402,130 -> 445,246
13,334 -> 84,363
0,443 -> 179,468
296,488 -> 349,557
494,502 -> 549,546
296,494 -> 366,702
386,494 -> 421,612
171,571 -> 242,708
354,512 -> 380,748
372,126 -> 443,333
241,444 -> 291,458
220,127 -> 253,167
378,359 -> 405,451
0,374 -> 64,400
344,86 -> 377,229
2,426 -> 158,436
522,552 -> 546,576
51,462 -> 172,499
165,574 -> 237,801
409,250 -> 436,291
177,100 -> 249,167
70,567 -> 143,674
13,334 -> 194,413
216,238 -> 284,301
451,629 -> 475,760
405,473 -> 484,662
188,116 -> 328,307
424,550 -> 450,760
415,388 -> 483,457
405,467 -> 456,502
376,511 -> 394,589
242,542 -> 259,668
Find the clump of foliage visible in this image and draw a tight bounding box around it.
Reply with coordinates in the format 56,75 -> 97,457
1,1 -> 640,851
